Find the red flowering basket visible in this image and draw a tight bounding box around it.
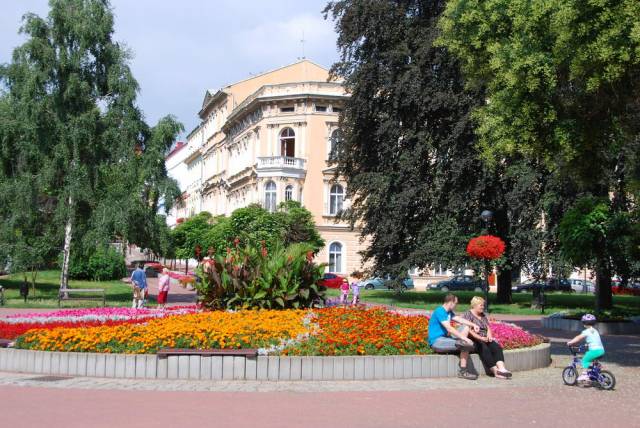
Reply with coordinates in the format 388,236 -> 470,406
466,235 -> 506,260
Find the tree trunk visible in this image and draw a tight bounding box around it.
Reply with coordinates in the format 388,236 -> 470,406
30,268 -> 38,294
494,209 -> 512,304
60,197 -> 74,292
595,264 -> 613,310
497,268 -> 513,304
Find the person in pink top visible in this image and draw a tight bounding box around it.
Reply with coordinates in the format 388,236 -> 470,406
157,268 -> 171,308
340,278 -> 350,305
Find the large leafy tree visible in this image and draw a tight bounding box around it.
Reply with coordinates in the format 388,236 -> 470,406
439,0 -> 640,308
0,0 -> 181,289
324,0 -> 548,302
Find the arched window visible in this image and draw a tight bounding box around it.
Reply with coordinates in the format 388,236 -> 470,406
264,181 -> 277,212
329,129 -> 342,160
329,184 -> 344,215
280,127 -> 295,158
285,185 -> 293,201
328,242 -> 343,273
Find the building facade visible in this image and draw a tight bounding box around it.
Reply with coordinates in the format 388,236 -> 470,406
171,60 -> 367,276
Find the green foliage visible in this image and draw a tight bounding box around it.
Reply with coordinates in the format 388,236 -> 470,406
195,242 -> 326,310
324,0 -> 549,304
169,202 -> 324,260
559,197 -> 640,279
0,0 -> 182,288
68,247 -> 127,281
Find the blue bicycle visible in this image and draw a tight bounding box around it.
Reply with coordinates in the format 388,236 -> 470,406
562,346 -> 616,390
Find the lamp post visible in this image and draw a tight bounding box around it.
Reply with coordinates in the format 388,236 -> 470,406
480,210 -> 493,313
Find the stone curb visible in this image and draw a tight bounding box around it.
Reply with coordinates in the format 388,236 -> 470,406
542,317 -> 640,335
0,343 -> 550,380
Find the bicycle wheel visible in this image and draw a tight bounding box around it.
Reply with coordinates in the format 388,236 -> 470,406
562,366 -> 577,385
598,370 -> 616,390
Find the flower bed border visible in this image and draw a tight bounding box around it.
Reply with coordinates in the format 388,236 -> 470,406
542,316 -> 640,335
0,343 -> 550,380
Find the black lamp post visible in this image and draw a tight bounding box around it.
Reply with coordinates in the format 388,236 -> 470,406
480,210 -> 493,313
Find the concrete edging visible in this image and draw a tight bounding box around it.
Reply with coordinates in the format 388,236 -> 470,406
0,343 -> 550,381
542,316 -> 640,335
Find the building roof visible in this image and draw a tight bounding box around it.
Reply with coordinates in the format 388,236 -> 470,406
165,141 -> 186,160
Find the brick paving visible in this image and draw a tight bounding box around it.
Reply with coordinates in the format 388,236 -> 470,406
0,303 -> 638,427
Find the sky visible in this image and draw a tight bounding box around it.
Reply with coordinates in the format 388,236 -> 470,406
0,0 -> 339,138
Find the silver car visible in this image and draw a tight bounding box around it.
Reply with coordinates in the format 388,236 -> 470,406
569,279 -> 595,293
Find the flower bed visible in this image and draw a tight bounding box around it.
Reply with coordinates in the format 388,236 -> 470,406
11,307 -> 543,355
0,306 -> 198,340
14,310 -> 308,354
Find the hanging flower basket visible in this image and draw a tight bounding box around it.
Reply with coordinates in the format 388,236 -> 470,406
466,235 -> 506,260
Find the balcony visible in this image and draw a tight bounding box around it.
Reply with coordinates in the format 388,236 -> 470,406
256,156 -> 306,178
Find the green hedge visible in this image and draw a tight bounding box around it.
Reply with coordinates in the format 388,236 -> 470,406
68,247 -> 127,281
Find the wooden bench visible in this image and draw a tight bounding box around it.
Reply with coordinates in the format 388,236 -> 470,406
58,288 -> 106,307
156,348 -> 258,358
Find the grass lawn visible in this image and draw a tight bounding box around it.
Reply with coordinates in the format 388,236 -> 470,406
0,270 -> 133,308
326,288 -> 640,316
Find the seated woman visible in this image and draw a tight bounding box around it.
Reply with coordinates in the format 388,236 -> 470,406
462,296 -> 512,379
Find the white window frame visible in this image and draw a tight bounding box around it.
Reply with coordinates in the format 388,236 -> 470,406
264,181 -> 277,212
328,241 -> 344,273
284,185 -> 293,201
328,184 -> 344,216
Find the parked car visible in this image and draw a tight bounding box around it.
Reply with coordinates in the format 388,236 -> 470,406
512,278 -> 573,293
569,279 -> 595,293
430,275 -> 486,292
361,276 -> 414,290
317,273 -> 345,289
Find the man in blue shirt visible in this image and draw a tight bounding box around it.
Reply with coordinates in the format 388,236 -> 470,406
428,293 -> 480,380
130,263 -> 148,308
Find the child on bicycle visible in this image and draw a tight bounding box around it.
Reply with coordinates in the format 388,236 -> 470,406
567,314 -> 605,382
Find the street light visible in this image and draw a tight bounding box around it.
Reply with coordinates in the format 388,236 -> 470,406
480,210 -> 493,313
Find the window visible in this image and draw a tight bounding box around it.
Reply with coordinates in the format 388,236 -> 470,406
328,242 -> 343,273
264,181 -> 277,212
329,129 -> 342,160
329,184 -> 344,215
280,127 -> 295,158
315,105 -> 327,112
280,106 -> 294,113
332,107 -> 343,113
285,185 -> 293,201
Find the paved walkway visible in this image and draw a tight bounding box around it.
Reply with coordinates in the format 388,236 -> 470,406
0,305 -> 638,427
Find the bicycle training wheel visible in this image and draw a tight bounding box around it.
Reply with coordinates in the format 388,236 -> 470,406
562,366 -> 577,385
598,370 -> 616,390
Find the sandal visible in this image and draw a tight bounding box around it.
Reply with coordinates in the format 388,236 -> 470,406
497,370 -> 512,378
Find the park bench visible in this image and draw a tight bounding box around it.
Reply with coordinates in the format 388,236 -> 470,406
156,348 -> 258,358
58,288 -> 106,307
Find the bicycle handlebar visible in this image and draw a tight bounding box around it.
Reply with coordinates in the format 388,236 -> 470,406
568,345 -> 585,355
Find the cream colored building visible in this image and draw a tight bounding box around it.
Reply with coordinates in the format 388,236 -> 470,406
173,60 -> 366,276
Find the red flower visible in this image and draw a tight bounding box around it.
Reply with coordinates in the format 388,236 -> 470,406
466,235 -> 506,260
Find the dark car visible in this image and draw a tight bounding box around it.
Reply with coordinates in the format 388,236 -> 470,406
430,275 -> 486,292
512,278 -> 573,293
317,273 -> 345,289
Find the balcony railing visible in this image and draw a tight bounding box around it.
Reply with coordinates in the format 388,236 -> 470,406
257,156 -> 306,170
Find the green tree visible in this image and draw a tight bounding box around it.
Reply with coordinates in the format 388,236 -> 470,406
439,0 -> 640,308
324,0 -> 547,302
0,0 -> 181,289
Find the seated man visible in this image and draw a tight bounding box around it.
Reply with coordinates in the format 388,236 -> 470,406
428,293 -> 480,380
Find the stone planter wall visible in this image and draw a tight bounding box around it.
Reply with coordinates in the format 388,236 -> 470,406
542,317 -> 640,335
0,343 -> 550,381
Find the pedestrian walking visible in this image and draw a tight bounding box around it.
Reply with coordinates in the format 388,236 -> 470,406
130,262 -> 148,308
157,268 -> 170,308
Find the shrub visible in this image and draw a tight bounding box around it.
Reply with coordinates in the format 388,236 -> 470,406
196,242 -> 326,310
68,247 -> 127,281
